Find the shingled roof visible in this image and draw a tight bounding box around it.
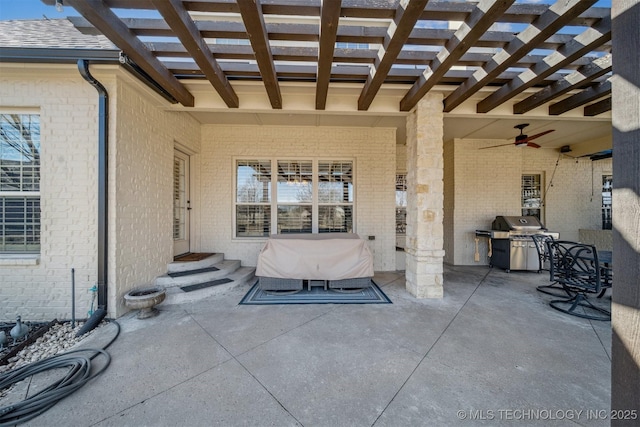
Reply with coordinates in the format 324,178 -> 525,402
0,18 -> 116,50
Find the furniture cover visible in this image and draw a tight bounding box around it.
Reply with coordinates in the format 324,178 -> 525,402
256,233 -> 374,281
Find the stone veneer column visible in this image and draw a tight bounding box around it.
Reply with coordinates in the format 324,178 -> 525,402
405,93 -> 445,298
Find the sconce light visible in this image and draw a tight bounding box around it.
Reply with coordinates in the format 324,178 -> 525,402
55,0 -> 64,13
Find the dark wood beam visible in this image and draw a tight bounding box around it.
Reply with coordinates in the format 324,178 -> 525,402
53,0 -> 610,27
152,0 -> 238,108
70,16 -> 611,53
316,0 -> 342,110
400,0 -> 514,112
477,14 -> 611,113
443,0 -> 597,113
65,0 -> 194,106
584,96 -> 611,116
549,80 -> 611,115
358,0 -> 429,111
237,0 -> 282,109
514,54 -> 611,114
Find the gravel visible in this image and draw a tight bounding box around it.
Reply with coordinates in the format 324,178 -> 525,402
0,321 -> 102,375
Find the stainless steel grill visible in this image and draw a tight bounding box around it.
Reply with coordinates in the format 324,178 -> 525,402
476,216 -> 559,272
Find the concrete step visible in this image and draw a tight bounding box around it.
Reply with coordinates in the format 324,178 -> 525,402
167,253 -> 225,274
155,259 -> 241,288
163,266 -> 256,305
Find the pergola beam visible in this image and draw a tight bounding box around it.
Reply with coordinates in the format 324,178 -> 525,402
477,15 -> 611,113
549,80 -> 612,115
584,97 -> 611,116
55,0 -> 609,26
237,0 -> 282,109
148,41 -> 599,71
66,0 -> 194,107
153,0 -> 238,108
513,53 -> 612,114
443,0 -> 597,113
70,16 -> 611,53
400,0 -> 514,112
316,0 -> 342,110
358,0 -> 429,111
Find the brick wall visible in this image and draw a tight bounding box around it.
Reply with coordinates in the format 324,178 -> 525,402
1,69 -> 100,321
446,138 -> 612,265
111,77 -> 201,317
0,67 -> 200,321
199,125 -> 397,271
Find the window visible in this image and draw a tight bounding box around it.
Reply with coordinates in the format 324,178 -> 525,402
318,161 -> 353,233
0,114 -> 41,252
236,160 -> 272,237
395,174 -> 407,234
521,174 -> 543,220
277,160 -> 313,233
235,159 -> 354,237
602,175 -> 612,230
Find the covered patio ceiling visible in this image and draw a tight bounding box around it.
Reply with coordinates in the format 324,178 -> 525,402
51,0 -> 613,149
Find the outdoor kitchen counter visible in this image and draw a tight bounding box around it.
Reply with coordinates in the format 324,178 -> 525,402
256,233 -> 374,280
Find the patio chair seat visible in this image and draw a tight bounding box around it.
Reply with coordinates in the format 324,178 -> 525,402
547,241 -> 611,321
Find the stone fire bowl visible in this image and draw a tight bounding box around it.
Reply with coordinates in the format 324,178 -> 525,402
124,287 -> 166,319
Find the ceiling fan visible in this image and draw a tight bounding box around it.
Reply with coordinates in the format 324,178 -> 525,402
479,123 -> 555,150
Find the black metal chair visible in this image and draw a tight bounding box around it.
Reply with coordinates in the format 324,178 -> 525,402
533,234 -> 570,297
548,241 -> 611,321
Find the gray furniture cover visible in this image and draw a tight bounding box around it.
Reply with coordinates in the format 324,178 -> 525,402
256,233 -> 374,281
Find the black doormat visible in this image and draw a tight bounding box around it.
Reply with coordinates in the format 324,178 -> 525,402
239,280 -> 392,305
168,266 -> 219,278
180,278 -> 233,293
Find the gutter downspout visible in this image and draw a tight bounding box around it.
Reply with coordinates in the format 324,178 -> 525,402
78,59 -> 108,312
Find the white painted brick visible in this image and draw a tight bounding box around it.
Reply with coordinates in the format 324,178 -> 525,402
444,138 -> 612,266
200,125 -> 397,271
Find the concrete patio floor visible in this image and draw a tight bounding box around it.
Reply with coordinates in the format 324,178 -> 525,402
22,265 -> 611,426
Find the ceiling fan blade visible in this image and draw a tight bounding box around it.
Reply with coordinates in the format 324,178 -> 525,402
522,129 -> 555,142
479,142 -> 516,150
527,142 -> 541,148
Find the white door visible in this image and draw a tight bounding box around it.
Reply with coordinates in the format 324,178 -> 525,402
173,150 -> 190,256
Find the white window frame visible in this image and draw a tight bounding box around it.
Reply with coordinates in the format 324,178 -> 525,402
0,112 -> 41,253
602,174 -> 612,230
233,157 -> 356,238
395,173 -> 407,235
521,173 -> 544,223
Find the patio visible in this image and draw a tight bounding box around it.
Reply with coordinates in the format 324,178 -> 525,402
23,266 -> 611,426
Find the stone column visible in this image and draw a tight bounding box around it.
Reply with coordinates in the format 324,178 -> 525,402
611,0 -> 640,421
405,93 -> 445,298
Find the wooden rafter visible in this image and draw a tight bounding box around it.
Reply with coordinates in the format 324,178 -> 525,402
153,0 -> 238,108
400,0 -> 514,112
70,17 -> 611,53
50,0 -> 610,25
549,80 -> 612,115
584,97 -> 612,116
358,0 -> 429,111
513,54 -> 611,114
237,0 -> 282,109
477,15 -> 611,113
316,0 -> 342,110
443,0 -> 597,113
65,0 -> 194,107
145,40 -> 598,71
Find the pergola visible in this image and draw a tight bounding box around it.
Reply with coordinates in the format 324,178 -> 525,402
52,0 -> 612,121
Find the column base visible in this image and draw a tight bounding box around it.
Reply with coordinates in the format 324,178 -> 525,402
405,251 -> 444,299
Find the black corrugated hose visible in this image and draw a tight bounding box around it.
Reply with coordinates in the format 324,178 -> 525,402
0,320 -> 120,426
